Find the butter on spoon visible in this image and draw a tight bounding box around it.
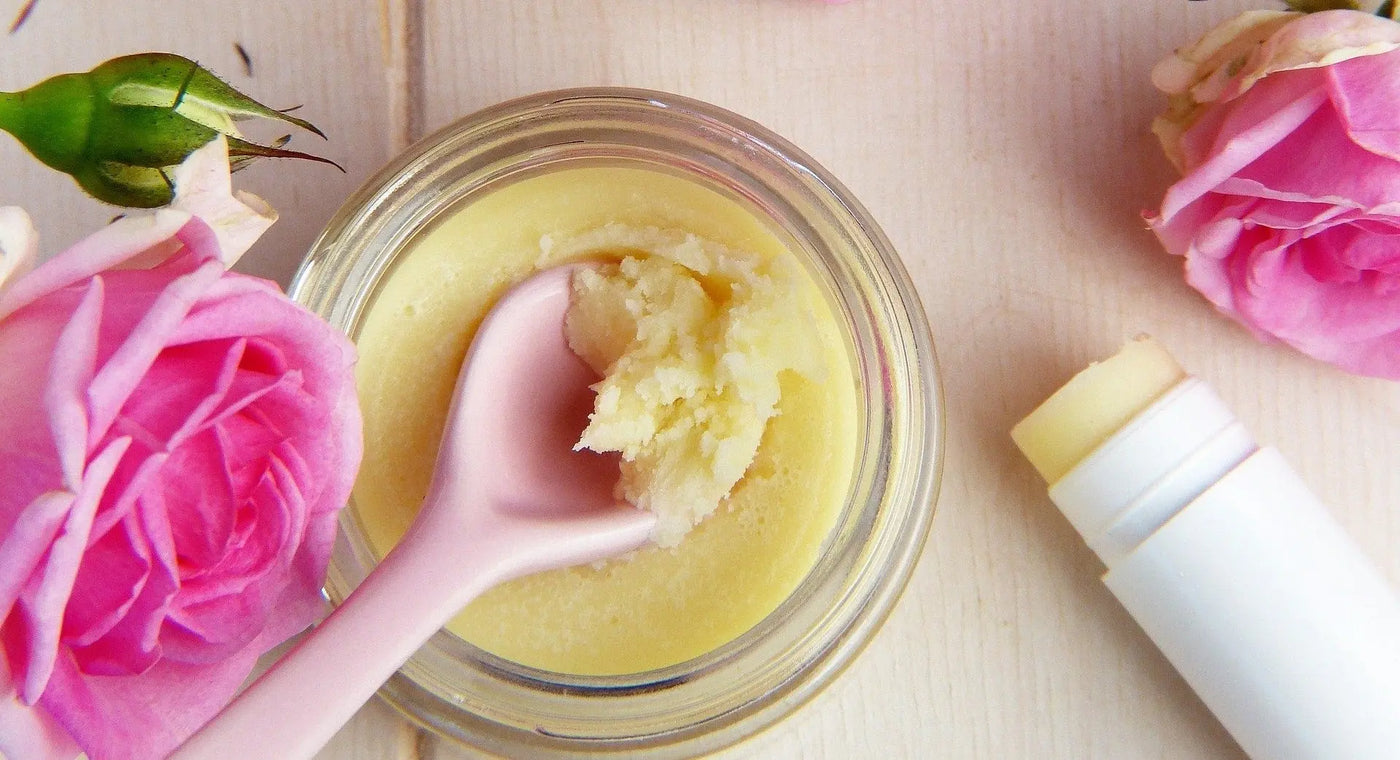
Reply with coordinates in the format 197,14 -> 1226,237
174,264 -> 656,759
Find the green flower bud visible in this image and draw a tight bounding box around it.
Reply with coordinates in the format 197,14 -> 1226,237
0,52 -> 337,208
1283,0 -> 1359,12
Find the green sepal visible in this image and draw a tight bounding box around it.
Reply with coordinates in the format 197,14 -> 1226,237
1379,1 -> 1398,20
90,53 -> 326,139
87,102 -> 222,168
1284,0 -> 1360,11
74,162 -> 177,209
227,135 -> 343,172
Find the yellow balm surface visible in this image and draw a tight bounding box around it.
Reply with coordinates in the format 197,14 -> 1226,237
353,166 -> 858,675
1011,336 -> 1186,484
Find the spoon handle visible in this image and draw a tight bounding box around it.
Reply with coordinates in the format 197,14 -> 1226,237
169,514 -> 503,760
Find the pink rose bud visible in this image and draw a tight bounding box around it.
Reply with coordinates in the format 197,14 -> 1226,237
1146,9 -> 1400,379
0,143 -> 361,758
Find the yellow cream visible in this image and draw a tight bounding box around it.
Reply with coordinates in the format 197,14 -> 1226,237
354,166 -> 858,675
565,228 -> 822,548
1011,336 -> 1186,484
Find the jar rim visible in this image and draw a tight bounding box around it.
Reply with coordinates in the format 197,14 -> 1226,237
292,87 -> 944,758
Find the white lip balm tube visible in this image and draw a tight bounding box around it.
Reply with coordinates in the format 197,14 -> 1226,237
1012,337 -> 1400,760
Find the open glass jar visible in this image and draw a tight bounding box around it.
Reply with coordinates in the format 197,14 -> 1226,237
291,88 -> 942,757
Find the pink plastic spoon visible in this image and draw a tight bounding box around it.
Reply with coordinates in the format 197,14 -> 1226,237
173,264 -> 655,759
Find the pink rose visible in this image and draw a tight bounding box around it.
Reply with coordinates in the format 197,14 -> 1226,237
0,140 -> 362,759
1147,10 -> 1400,379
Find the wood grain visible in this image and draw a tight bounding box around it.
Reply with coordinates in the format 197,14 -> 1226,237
4,1 -> 1396,758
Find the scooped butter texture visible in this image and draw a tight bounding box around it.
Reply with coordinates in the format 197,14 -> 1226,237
563,228 -> 819,547
352,166 -> 857,674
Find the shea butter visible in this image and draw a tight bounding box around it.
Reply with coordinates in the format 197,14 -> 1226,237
296,89 -> 941,755
354,167 -> 857,674
565,228 -> 819,547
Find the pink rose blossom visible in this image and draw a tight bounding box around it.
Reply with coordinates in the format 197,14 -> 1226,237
1147,10 -> 1400,379
0,139 -> 362,759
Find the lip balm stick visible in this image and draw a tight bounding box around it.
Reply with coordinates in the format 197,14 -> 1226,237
1012,337 -> 1400,760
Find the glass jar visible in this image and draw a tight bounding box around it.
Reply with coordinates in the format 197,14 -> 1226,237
291,88 -> 942,757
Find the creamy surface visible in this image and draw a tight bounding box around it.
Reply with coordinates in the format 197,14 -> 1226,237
565,227 -> 823,548
1011,336 -> 1185,484
353,166 -> 858,675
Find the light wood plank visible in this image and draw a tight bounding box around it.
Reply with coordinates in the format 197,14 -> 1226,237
6,1 -> 1398,758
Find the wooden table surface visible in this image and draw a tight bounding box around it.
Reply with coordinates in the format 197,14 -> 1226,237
5,1 -> 1398,758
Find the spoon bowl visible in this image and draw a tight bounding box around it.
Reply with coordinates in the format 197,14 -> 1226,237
173,264 -> 655,759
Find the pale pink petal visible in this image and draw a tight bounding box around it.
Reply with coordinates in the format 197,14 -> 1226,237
1150,10 -> 1400,172
165,136 -> 277,269
162,450 -> 305,663
154,430 -> 237,572
61,484 -> 160,652
0,211 -> 192,323
1229,225 -> 1400,372
85,252 -> 226,450
1225,96 -> 1400,209
0,207 -> 38,299
85,449 -> 166,557
18,437 -> 129,702
1160,74 -> 1328,220
41,632 -> 264,760
0,652 -> 79,760
66,491 -> 181,678
1230,9 -> 1400,94
45,280 -> 103,490
1329,48 -> 1400,160
121,337 -> 298,456
0,311 -> 72,533
0,492 -> 72,632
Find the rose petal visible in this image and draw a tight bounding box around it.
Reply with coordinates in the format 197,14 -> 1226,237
41,629 -> 265,760
85,253 -> 226,450
65,491 -> 182,679
1151,10 -> 1298,99
1299,219 -> 1400,281
1330,48 -> 1400,160
1162,71 -> 1328,219
161,452 -> 304,662
1224,10 -> 1400,100
46,279 -> 104,491
0,212 -> 191,323
1225,101 -> 1400,210
0,650 -> 80,760
0,311 -> 70,537
141,338 -> 299,456
167,137 -> 277,268
16,436 -> 129,702
0,492 -> 73,635
160,430 -> 238,571
61,490 -> 157,654
0,207 -> 38,299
